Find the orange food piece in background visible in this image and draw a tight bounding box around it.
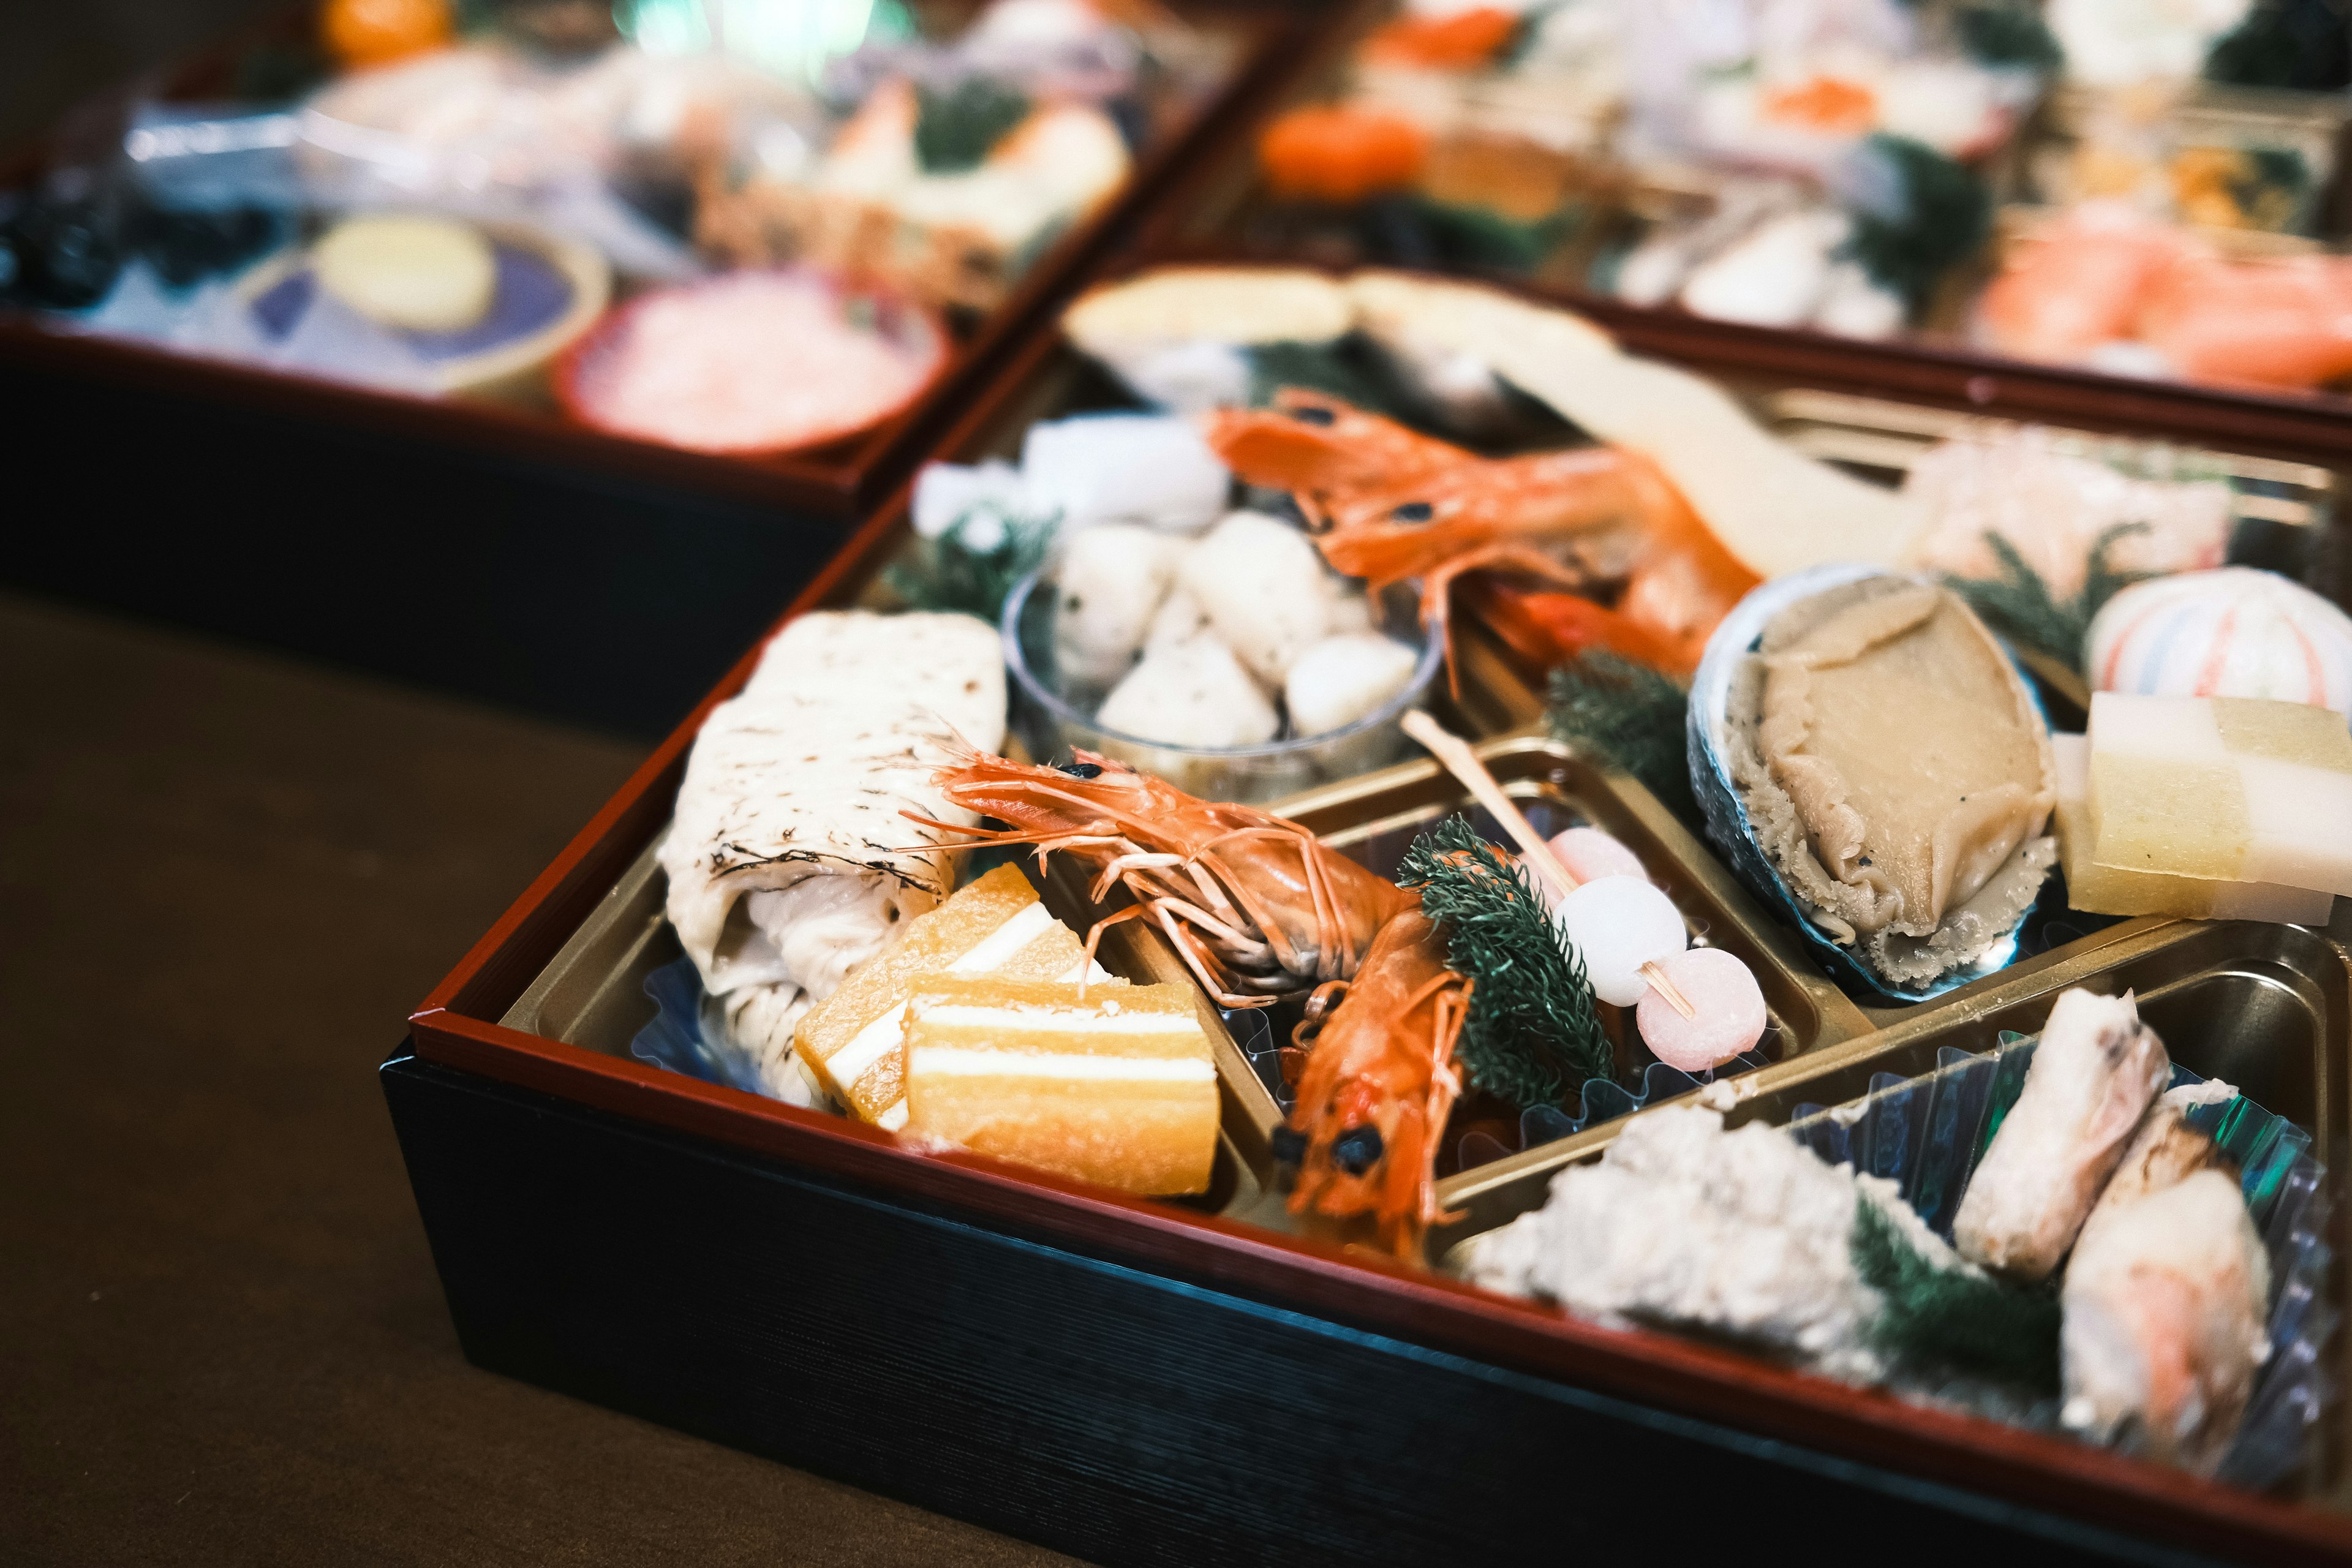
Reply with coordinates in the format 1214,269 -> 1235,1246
1978,214 -> 2193,360
1361,6 -> 1521,69
1758,75 -> 1879,135
2138,254 -> 2352,391
1259,105 -> 1430,205
323,0 -> 454,69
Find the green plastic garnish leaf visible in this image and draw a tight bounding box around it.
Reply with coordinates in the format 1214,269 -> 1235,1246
1399,815 -> 1610,1110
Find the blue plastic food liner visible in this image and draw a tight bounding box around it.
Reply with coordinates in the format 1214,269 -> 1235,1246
629,954 -> 769,1098
1788,1035 -> 2334,1488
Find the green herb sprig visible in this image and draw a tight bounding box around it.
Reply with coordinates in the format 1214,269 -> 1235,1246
1943,522 -> 2153,672
885,502 -> 1057,623
1852,1197 -> 2062,1392
1399,815 -> 1610,1110
1547,652 -> 1699,829
914,78 -> 1032,173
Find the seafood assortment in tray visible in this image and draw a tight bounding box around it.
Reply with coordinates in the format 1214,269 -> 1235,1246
411,260 -> 2352,1550
0,0 -> 1325,505
1133,0 -> 2352,414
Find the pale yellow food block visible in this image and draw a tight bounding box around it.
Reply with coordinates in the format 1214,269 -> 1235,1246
794,863 -> 1116,1129
2088,693 -> 2352,896
903,977 -> 1218,1196
2053,734 -> 2334,924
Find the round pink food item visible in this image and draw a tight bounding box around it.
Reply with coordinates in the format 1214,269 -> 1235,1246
1635,946 -> 1767,1073
1550,826 -> 1645,885
559,270 -> 946,454
1520,827 -> 1647,910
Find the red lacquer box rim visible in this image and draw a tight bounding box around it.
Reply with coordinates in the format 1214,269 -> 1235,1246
409,281 -> 2352,1567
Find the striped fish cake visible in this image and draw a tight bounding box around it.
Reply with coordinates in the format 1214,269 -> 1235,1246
794,863 -> 1114,1129
903,978 -> 1218,1196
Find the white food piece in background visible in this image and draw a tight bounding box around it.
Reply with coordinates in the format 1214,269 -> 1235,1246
1093,338 -> 1254,413
1178,510 -> 1337,687
314,213 -> 497,331
1052,524 -> 1181,688
1143,584 -> 1212,652
1613,236 -> 1692,307
1812,262 -> 1907,341
2049,0 -> 2252,87
912,458 -> 1028,540
1284,633 -> 1421,737
1679,210 -> 1846,329
1063,266 -> 1354,356
1020,413 -> 1231,532
1097,635 -> 1279,748
1553,874 -> 1686,1006
1325,592 -> 1375,636
1875,59 -> 2010,157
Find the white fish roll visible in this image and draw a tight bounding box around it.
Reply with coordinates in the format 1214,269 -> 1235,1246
1051,524 -> 1179,688
2061,1170 -> 2271,1475
1096,635 -> 1279,748
1020,413 -> 1230,533
1953,989 -> 2171,1281
662,611 -> 1005,1033
1178,510 -> 1336,687
1284,633 -> 1420,737
741,610 -> 1006,743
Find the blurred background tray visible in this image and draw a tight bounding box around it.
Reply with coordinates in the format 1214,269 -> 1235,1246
0,0 -> 1362,737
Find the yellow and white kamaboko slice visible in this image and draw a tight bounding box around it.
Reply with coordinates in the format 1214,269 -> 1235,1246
903,977 -> 1217,1196
793,864 -> 1112,1130
560,270 -> 946,454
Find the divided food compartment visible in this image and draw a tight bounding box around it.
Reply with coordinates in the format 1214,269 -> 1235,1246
515,293 -> 2345,1242
1433,908 -> 2352,1498
497,834 -> 1280,1221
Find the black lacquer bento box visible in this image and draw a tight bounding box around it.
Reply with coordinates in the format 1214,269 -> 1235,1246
0,0 -> 1362,736
392,295 -> 2352,1563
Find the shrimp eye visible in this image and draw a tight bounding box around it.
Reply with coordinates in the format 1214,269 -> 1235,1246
1286,404 -> 1336,426
1055,760 -> 1104,778
1330,1125 -> 1384,1175
1389,501 -> 1434,524
1268,1125 -> 1308,1165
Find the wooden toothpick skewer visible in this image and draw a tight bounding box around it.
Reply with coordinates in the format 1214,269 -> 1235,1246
1400,709 -> 1696,1021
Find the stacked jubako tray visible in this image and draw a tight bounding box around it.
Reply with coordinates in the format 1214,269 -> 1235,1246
1129,66 -> 2352,469
0,0 -> 1365,736
395,311 -> 2352,1562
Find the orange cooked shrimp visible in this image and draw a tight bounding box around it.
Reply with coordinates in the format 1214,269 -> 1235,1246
1203,388 -> 1757,680
911,745 -> 1414,1007
1276,909 -> 1469,1261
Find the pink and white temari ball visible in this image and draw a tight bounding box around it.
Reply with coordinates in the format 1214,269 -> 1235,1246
2085,567 -> 2352,717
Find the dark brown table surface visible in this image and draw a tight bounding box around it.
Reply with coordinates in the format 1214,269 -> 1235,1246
0,593 -> 1082,1566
